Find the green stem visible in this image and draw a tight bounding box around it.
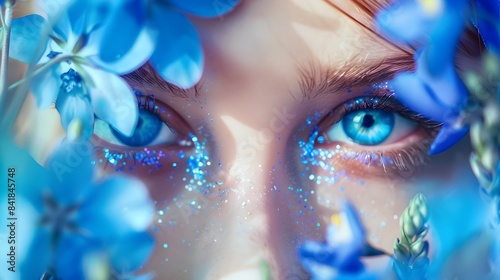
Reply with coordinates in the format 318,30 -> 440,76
0,2 -> 13,103
1,54 -> 72,129
7,54 -> 73,91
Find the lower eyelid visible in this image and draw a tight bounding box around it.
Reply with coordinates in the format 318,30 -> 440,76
90,142 -> 194,174
312,126 -> 436,177
309,140 -> 432,179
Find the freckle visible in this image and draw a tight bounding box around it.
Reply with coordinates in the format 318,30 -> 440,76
381,221 -> 386,228
393,215 -> 398,220
163,243 -> 168,249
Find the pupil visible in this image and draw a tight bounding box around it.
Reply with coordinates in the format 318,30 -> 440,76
361,114 -> 375,128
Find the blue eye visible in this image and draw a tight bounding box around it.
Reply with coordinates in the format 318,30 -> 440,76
325,109 -> 416,146
341,109 -> 394,145
93,109 -> 179,147
111,109 -> 162,147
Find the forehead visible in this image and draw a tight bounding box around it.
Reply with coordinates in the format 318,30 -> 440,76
190,0 -> 407,91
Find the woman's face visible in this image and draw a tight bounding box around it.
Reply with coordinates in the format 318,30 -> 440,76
23,0 -> 476,279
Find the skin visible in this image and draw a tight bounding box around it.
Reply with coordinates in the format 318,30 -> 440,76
14,0 -> 478,279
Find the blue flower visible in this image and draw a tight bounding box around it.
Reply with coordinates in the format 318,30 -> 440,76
298,201 -> 380,280
472,0 -> 500,55
1,138 -> 154,279
376,0 -> 471,154
98,0 -> 240,89
7,1 -> 141,140
426,190 -> 490,277
0,133 -> 48,280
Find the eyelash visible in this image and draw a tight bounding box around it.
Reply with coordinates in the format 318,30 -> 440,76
309,94 -> 441,175
317,93 -> 441,132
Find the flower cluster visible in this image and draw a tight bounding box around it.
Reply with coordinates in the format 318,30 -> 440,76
0,130 -> 155,279
298,201 -> 387,280
4,0 -> 240,140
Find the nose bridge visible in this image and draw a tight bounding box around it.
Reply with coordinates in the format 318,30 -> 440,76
209,106 -> 308,279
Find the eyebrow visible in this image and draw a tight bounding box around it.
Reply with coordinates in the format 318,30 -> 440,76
121,63 -> 200,99
296,53 -> 415,101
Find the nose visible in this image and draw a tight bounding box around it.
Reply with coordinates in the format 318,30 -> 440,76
201,111 -> 311,280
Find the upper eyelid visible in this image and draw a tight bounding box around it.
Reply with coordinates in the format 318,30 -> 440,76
134,91 -> 195,136
315,94 -> 441,135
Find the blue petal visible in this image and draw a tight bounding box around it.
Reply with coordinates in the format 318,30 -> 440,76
55,88 -> 95,140
391,73 -> 448,122
299,241 -> 339,266
167,0 -> 240,18
45,140 -> 94,206
473,0 -> 500,54
429,124 -> 469,155
91,25 -> 155,74
39,0 -> 72,18
150,6 -> 203,89
425,11 -> 466,76
83,66 -> 139,136
7,14 -> 48,63
0,134 -> 47,206
475,18 -> 500,55
375,0 -> 431,44
416,51 -> 468,109
17,229 -> 51,279
491,227 -> 500,275
325,202 -> 365,269
55,234 -> 99,280
77,175 -> 153,241
31,64 -> 61,108
110,232 -> 155,275
98,0 -> 147,65
299,241 -> 365,280
427,190 -> 489,276
391,56 -> 467,123
66,0 -> 111,36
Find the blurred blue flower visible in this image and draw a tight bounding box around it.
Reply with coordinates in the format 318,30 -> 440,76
0,133 -> 47,280
376,0 -> 471,154
98,0 -> 240,89
6,1 -> 140,140
426,190 -> 490,277
299,202 -> 379,280
472,0 -> 500,55
1,139 -> 154,280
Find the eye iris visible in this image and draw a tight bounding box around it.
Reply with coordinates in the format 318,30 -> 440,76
342,109 -> 395,145
111,109 -> 162,147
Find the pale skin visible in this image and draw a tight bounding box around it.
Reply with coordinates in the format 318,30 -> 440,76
13,0 -> 477,279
